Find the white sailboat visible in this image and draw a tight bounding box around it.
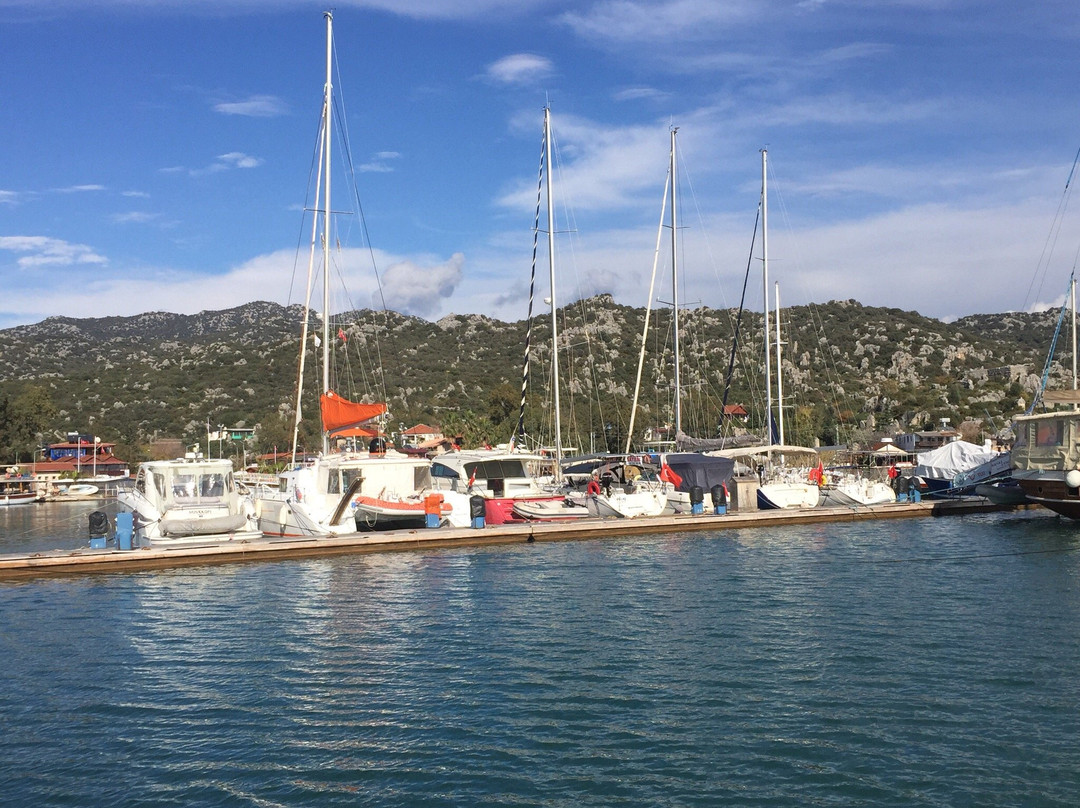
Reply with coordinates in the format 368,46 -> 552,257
253,12 -> 452,537
711,150 -> 820,510
498,107 -> 591,523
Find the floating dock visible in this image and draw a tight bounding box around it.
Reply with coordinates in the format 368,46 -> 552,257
0,498 -> 1019,580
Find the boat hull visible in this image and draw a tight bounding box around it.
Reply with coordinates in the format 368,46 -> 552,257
0,492 -> 37,507
757,482 -> 820,510
1016,477 -> 1080,518
584,490 -> 667,519
512,499 -> 591,521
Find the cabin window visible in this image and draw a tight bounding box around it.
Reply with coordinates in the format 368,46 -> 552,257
431,463 -> 458,480
171,473 -> 197,501
136,470 -> 147,495
199,473 -> 226,498
342,469 -> 363,491
414,467 -> 431,489
1035,420 -> 1064,448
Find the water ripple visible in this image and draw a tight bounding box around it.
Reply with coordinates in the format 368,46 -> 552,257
2,510 -> 1079,805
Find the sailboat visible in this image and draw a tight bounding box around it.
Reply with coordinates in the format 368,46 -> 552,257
715,149 -> 821,510
253,13 -> 458,537
494,107 -> 591,523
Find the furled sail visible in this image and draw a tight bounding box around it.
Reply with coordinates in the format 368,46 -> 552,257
320,390 -> 387,435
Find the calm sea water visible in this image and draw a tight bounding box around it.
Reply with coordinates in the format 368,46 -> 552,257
2,507 -> 1079,806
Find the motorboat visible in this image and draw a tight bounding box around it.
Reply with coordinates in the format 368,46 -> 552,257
0,474 -> 37,507
428,449 -> 562,525
118,454 -> 260,547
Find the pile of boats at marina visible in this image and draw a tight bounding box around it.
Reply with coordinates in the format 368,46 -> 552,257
109,439 -> 1002,550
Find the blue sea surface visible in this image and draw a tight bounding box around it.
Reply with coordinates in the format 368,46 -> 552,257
2,509 -> 1079,806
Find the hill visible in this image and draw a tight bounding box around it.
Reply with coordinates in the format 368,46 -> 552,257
0,297 -> 1064,463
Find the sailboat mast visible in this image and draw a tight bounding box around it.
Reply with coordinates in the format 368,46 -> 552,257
671,127 -> 682,438
761,148 -> 773,448
320,11 -> 333,455
545,107 -> 563,475
775,281 -> 785,445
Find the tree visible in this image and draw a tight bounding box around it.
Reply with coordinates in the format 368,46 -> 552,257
0,386 -> 57,463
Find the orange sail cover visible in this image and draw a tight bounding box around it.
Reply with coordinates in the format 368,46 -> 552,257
320,391 -> 387,434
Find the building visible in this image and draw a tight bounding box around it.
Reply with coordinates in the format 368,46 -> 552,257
399,424 -> 443,448
893,429 -> 961,454
33,436 -> 130,481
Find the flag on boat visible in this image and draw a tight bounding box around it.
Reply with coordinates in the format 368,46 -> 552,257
337,328 -> 347,343
658,463 -> 683,487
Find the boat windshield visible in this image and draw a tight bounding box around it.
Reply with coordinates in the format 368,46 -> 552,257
166,470 -> 230,504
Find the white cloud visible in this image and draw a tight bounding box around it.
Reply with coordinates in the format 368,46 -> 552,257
170,152 -> 265,176
485,53 -> 554,85
0,190 -> 18,205
613,87 -> 669,102
378,253 -> 465,316
358,151 -> 402,173
213,94 -> 288,117
111,212 -> 159,224
561,0 -> 757,43
0,236 -> 106,268
55,184 -> 106,193
217,152 -> 263,169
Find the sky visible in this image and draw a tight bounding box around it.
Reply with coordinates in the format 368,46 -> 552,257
3,0 -> 1080,330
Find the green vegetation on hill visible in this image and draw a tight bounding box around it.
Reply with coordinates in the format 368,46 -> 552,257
0,297 -> 1064,464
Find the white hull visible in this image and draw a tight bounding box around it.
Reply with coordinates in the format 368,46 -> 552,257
0,492 -> 37,507
757,481 -> 820,510
820,478 -> 896,508
585,489 -> 667,518
512,499 -> 591,521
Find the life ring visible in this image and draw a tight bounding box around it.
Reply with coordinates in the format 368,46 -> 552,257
586,480 -> 602,495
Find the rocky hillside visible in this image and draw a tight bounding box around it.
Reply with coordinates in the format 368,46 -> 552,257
0,297 -> 1065,462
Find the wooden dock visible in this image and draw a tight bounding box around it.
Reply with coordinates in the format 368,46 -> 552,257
0,499 -> 1018,580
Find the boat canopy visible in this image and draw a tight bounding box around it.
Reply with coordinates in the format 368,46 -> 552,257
658,453 -> 735,493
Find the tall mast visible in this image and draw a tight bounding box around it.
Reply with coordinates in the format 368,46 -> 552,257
320,10 -> 333,454
545,107 -> 563,475
761,148 -> 773,447
671,127 -> 682,438
775,281 -> 785,445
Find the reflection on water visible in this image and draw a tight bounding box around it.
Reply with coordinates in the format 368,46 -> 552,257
1,509 -> 1079,806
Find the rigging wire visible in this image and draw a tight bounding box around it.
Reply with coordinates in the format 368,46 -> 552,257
1023,144 -> 1080,312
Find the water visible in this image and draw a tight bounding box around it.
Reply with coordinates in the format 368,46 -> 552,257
2,508 -> 1079,806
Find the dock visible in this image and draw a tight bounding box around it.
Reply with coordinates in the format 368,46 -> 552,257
0,498 -> 1018,580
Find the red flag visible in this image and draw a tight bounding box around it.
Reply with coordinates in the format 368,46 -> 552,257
467,469 -> 477,488
658,464 -> 683,487
337,328 -> 347,343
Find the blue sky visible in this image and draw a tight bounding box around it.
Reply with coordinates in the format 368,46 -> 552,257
3,0 -> 1080,329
